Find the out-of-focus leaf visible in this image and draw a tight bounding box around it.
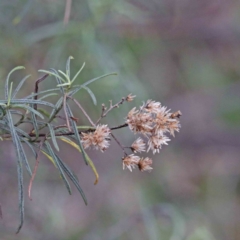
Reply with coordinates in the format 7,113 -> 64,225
81,85 -> 97,105
66,56 -> 74,78
12,75 -> 31,99
5,66 -> 25,100
71,62 -> 85,84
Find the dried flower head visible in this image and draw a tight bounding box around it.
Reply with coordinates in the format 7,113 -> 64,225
143,100 -> 162,114
147,134 -> 170,154
125,99 -> 181,155
131,137 -> 146,153
138,157 -> 153,172
126,107 -> 153,134
126,93 -> 136,102
122,154 -> 140,172
81,124 -> 111,152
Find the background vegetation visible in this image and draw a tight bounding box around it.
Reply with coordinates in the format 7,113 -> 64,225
0,0 -> 240,239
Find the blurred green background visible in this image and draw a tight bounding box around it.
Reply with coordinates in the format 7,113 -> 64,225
1,0 -> 240,239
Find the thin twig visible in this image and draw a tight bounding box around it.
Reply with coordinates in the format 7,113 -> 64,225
63,0 -> 72,25
68,96 -> 96,127
95,98 -> 125,125
110,123 -> 128,130
1,123 -> 129,140
110,133 -> 127,156
34,74 -> 49,111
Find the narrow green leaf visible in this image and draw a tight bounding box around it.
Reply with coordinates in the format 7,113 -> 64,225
16,134 -> 32,177
58,70 -> 70,83
69,72 -> 117,97
66,104 -> 88,165
66,56 -> 74,78
5,66 -> 25,99
44,142 -> 72,195
12,75 -> 31,99
38,93 -> 58,100
37,108 -> 51,118
56,155 -> 87,205
58,136 -> 99,185
26,88 -> 59,99
49,96 -> 63,119
10,110 -> 24,117
50,69 -> 65,94
0,99 -> 55,108
82,72 -> 117,87
57,83 -> 71,87
14,104 -> 44,119
6,110 -> 24,234
7,82 -> 13,106
71,62 -> 85,84
15,127 -> 31,139
47,123 -> 59,151
82,86 -> 97,105
21,138 -> 37,158
38,70 -> 66,83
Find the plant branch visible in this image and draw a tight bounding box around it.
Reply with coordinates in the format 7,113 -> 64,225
95,97 -> 125,125
34,74 -> 49,111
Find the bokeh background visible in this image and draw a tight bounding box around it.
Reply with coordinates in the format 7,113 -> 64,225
0,0 -> 240,239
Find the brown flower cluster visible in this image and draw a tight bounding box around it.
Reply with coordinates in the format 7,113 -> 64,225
81,124 -> 111,152
122,155 -> 153,172
80,98 -> 180,173
123,100 -> 181,172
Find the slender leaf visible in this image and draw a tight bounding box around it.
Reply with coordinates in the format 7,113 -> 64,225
49,96 -> 63,120
5,66 -> 25,99
7,82 -> 13,105
82,86 -> 97,105
25,88 -> 59,99
59,136 -> 99,185
6,110 -> 24,234
16,134 -> 32,177
10,110 -> 24,117
50,69 -> 65,94
21,138 -> 37,158
38,93 -> 58,100
66,104 -> 88,165
66,56 -> 74,78
44,142 -> 71,195
12,75 -> 31,99
0,99 -> 55,108
58,70 -> 70,82
15,127 -> 31,139
47,123 -> 59,151
57,83 -> 71,87
14,104 -> 44,119
56,155 -> 87,205
38,69 -> 66,83
71,62 -> 85,84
